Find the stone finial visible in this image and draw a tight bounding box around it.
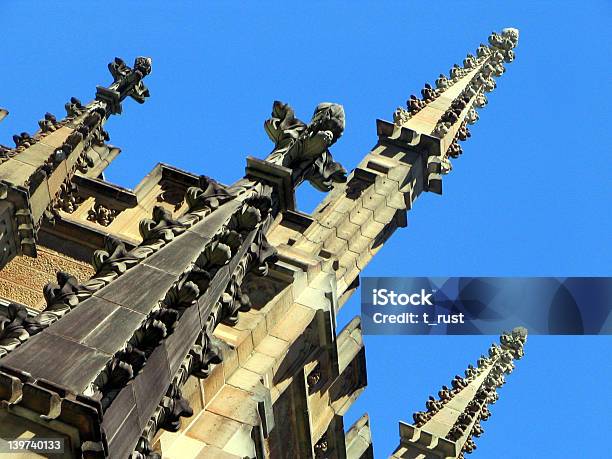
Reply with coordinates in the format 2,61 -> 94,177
109,56 -> 152,102
501,28 -> 520,46
263,101 -> 347,192
96,56 -> 152,115
500,327 -> 527,359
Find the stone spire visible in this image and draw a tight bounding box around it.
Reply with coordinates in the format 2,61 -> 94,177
391,328 -> 527,459
382,28 -> 519,191
0,57 -> 151,267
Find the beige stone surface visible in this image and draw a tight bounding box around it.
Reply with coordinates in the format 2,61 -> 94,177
0,247 -> 95,309
28,181 -> 52,224
227,367 -> 264,393
206,385 -> 260,426
239,311 -> 269,348
269,303 -> 315,342
0,159 -> 37,186
163,434 -> 205,459
186,411 -> 245,449
202,364 -> 225,404
12,143 -> 53,169
221,346 -> 240,381
214,324 -> 254,366
195,445 -> 243,459
38,126 -> 74,149
255,335 -> 290,359
182,376 -> 205,419
241,351 -> 276,377
322,233 -> 349,254
262,287 -> 295,332
266,222 -> 301,248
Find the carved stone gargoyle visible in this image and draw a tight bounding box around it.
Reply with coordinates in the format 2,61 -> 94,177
264,101 -> 348,192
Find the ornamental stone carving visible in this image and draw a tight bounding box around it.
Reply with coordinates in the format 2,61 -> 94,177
65,96 -> 85,118
474,93 -> 487,108
96,57 -> 152,114
0,145 -> 16,163
412,410 -> 432,427
436,73 -> 450,89
465,108 -> 479,125
463,54 -> 477,69
38,112 -> 60,133
420,83 -> 437,102
13,132 -> 34,151
393,107 -> 411,126
0,303 -> 29,358
264,101 -> 347,192
54,182 -> 84,213
407,94 -> 426,114
157,180 -> 187,211
87,202 -> 119,226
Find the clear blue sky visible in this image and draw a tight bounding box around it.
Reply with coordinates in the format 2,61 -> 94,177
1,2 -> 610,458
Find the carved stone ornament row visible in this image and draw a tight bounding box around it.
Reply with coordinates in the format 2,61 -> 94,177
392,29 -> 519,178
0,180 -> 230,358
0,108 -> 68,164
410,329 -> 526,457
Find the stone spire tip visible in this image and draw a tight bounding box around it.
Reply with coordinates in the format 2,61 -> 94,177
500,28 -> 520,47
511,326 -> 528,337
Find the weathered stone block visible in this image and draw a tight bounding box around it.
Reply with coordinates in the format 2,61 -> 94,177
255,335 -> 290,360
361,192 -> 386,212
241,351 -> 276,378
336,219 -> 359,242
203,364 -> 225,403
186,410 -> 245,449
0,333 -> 111,394
269,304 -> 315,343
373,203 -> 398,225
143,231 -> 209,276
318,210 -> 347,230
207,385 -> 260,426
360,217 -> 385,239
227,367 -> 264,394
347,232 -> 372,254
95,264 -> 176,314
